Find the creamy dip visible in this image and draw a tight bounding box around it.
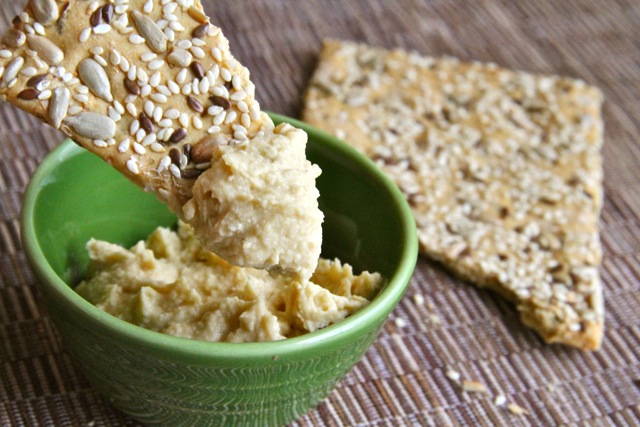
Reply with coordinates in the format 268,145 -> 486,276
76,222 -> 382,343
182,123 -> 324,282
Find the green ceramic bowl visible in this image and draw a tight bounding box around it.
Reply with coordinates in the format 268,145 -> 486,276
21,113 -> 418,426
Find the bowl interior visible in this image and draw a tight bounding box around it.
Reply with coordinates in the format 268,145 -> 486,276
22,114 -> 417,356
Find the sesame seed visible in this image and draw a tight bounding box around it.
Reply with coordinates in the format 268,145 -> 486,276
241,113 -> 251,129
140,84 -> 152,97
220,68 -> 232,81
230,91 -> 247,101
135,128 -> 146,143
151,93 -> 167,103
158,119 -> 172,127
191,46 -> 205,59
168,80 -> 180,94
126,103 -> 137,116
153,106 -> 163,122
73,94 -> 89,103
164,28 -> 176,42
126,158 -> 140,174
181,83 -> 192,95
149,72 -> 161,87
148,59 -> 165,70
193,116 -> 203,129
109,50 -> 122,65
192,37 -> 206,47
179,113 -> 189,127
93,24 -> 112,35
207,105 -> 223,116
68,105 -> 83,115
90,47 -> 104,55
169,163 -> 181,178
129,34 -> 145,44
233,131 -> 248,141
225,110 -> 237,124
93,139 -> 107,148
176,68 -> 188,84
164,108 -> 180,119
143,0 -> 153,13
0,50 -> 12,59
445,369 -> 461,382
118,138 -> 131,153
150,142 -> 165,153
211,47 -> 222,62
157,85 -> 172,97
207,125 -> 219,134
177,40 -> 192,50
129,119 -> 140,135
158,156 -> 171,172
133,142 -> 146,154
141,52 -> 157,62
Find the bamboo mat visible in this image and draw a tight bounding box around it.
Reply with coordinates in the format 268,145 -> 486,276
1,0 -> 640,426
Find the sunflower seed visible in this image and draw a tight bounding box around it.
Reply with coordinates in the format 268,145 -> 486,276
48,87 -> 70,128
192,23 -> 209,39
2,56 -> 24,87
78,58 -> 113,102
26,34 -> 63,65
131,11 -> 167,53
29,0 -> 59,26
2,29 -> 26,48
191,134 -> 226,163
187,6 -> 208,24
64,112 -> 116,140
167,48 -> 192,67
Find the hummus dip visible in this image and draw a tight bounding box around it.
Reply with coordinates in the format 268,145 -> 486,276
76,222 -> 383,343
182,123 -> 323,282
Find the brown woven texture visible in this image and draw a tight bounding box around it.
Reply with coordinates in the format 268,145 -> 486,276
1,0 -> 639,426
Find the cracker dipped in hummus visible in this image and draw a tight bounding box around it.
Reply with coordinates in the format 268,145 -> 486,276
0,0 -> 322,281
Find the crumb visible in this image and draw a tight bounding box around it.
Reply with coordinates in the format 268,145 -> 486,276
461,380 -> 487,393
394,317 -> 407,328
507,403 -> 529,415
494,395 -> 507,406
412,293 -> 425,305
445,368 -> 461,382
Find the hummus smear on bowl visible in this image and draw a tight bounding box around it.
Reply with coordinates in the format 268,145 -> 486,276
76,222 -> 383,342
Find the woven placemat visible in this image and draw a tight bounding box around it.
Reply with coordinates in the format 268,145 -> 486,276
1,1 -> 639,426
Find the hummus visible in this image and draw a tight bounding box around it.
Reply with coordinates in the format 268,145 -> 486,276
182,123 -> 323,282
76,222 -> 383,343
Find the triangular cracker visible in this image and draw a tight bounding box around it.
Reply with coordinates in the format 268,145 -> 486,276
0,0 -> 323,280
303,40 -> 605,350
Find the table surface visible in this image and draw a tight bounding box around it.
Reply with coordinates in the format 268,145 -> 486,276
1,1 -> 639,426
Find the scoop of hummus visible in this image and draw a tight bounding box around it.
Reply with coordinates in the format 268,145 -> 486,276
182,123 -> 323,281
76,222 -> 382,343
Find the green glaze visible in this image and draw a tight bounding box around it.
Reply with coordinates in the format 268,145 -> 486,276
21,113 -> 418,426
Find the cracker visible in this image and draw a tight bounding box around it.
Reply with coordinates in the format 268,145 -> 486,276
0,1 -> 323,279
303,40 -> 605,350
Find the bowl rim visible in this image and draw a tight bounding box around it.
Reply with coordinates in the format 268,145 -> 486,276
20,112 -> 418,361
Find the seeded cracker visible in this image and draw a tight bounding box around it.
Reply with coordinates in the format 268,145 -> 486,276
303,40 -> 605,350
0,0 -> 324,281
